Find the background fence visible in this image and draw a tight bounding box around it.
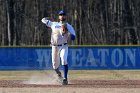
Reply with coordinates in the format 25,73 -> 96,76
0,45 -> 140,70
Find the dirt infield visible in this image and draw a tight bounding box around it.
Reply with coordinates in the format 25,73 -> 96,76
0,71 -> 140,93
0,80 -> 140,88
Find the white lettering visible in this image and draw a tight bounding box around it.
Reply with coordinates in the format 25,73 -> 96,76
71,49 -> 83,67
125,49 -> 136,67
111,49 -> 123,67
35,49 -> 51,67
85,49 -> 98,67
98,49 -> 109,67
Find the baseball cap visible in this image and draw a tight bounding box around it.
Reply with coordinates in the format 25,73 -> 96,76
58,10 -> 66,15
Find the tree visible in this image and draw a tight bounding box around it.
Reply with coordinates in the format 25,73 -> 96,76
0,0 -> 139,46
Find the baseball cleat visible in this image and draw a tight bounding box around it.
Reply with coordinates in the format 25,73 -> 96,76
62,79 -> 68,85
56,73 -> 63,84
57,73 -> 63,82
55,69 -> 63,84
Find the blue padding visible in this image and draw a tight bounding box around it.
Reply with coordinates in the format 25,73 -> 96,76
0,46 -> 140,70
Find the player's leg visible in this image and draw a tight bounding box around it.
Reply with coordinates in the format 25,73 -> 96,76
60,45 -> 68,85
52,46 -> 62,77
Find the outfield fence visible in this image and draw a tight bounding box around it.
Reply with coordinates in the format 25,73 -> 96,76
0,45 -> 140,70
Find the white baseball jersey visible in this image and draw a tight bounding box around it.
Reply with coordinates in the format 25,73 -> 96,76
41,18 -> 76,45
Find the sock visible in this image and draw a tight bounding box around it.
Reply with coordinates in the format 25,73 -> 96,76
55,68 -> 61,76
63,65 -> 68,80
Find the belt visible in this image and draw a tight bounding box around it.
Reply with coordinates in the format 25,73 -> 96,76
52,43 -> 67,46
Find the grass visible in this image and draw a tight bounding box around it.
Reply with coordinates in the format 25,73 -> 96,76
69,70 -> 140,80
0,70 -> 139,80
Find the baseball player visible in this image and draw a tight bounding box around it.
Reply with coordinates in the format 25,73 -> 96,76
41,10 -> 76,85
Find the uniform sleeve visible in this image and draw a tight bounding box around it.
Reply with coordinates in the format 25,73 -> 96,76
41,18 -> 52,27
67,24 -> 76,40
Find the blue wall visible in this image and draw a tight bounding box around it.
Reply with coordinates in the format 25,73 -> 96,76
0,46 -> 140,70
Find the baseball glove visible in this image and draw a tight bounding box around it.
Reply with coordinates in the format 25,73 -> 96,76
61,23 -> 68,35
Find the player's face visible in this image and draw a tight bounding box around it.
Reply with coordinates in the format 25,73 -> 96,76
59,15 -> 66,21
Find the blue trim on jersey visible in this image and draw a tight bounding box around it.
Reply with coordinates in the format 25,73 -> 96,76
47,20 -> 49,25
71,34 -> 75,40
55,25 -> 61,28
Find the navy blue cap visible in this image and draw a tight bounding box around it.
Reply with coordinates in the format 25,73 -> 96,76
58,10 -> 66,15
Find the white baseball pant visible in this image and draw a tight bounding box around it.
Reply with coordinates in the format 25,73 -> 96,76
52,45 -> 68,69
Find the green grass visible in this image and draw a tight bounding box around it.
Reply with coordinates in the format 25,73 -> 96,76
0,70 -> 139,80
0,45 -> 140,48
